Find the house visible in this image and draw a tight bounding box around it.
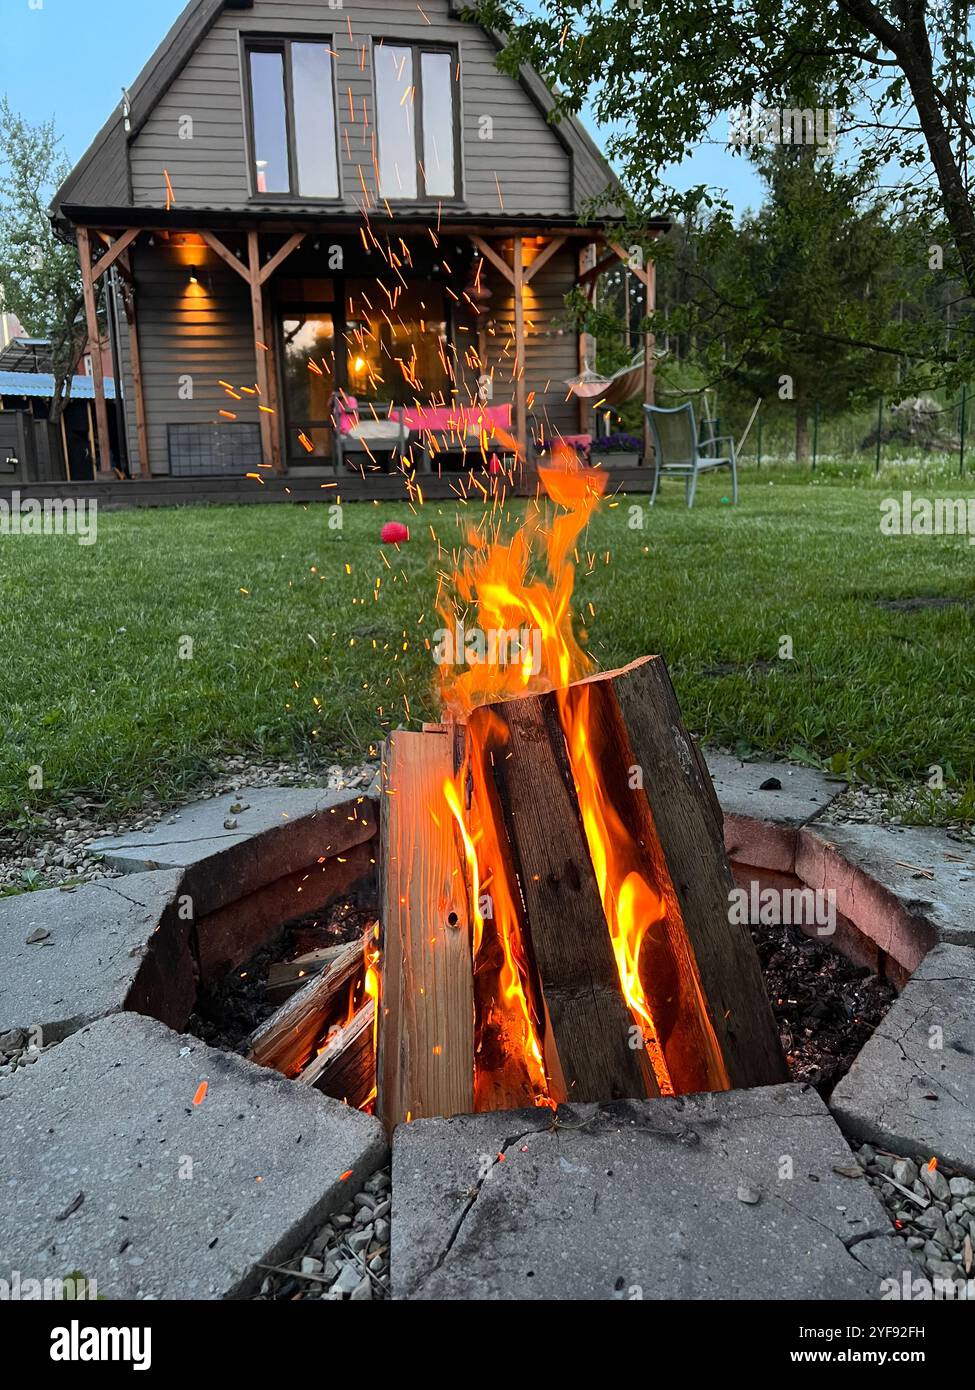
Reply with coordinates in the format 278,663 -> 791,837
51,0 -> 663,491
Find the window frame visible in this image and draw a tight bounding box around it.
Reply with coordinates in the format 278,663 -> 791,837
372,40 -> 464,203
243,35 -> 342,202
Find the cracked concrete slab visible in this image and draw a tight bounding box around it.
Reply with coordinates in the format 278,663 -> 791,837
0,1012 -> 387,1300
0,870 -> 192,1042
798,824 -> 972,967
706,753 -> 844,873
830,943 -> 975,1178
391,1084 -> 916,1300
90,786 -> 377,915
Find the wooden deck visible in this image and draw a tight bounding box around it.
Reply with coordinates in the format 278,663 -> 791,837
0,467 -> 655,510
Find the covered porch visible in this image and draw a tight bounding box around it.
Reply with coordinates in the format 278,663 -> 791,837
69,210 -> 662,485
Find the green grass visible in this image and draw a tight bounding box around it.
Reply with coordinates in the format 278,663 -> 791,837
2,463 -> 973,824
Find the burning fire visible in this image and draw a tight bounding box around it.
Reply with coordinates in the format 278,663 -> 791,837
438,444 -> 674,1101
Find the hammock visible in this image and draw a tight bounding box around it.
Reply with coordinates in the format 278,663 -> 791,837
565,354 -> 647,406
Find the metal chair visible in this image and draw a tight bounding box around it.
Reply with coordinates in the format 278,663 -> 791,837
643,401 -> 738,507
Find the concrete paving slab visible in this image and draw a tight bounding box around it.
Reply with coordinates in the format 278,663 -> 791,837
830,943 -> 975,1179
0,1012 -> 387,1300
391,1084 -> 916,1300
90,786 -> 377,915
0,871 -> 191,1042
706,753 -> 844,873
798,823 -> 972,967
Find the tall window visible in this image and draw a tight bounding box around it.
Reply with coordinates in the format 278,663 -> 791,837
375,43 -> 459,200
247,40 -> 340,198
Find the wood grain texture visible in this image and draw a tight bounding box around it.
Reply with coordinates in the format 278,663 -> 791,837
470,696 -> 656,1104
299,999 -> 376,1108
583,656 -> 788,1090
246,938 -> 363,1075
377,729 -> 474,1128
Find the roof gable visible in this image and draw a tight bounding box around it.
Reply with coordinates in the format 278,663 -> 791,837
54,0 -> 621,222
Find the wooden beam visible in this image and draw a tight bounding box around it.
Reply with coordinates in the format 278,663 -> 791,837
119,253 -> 151,478
576,249 -> 621,297
247,229 -> 275,470
298,1000 -> 376,1108
246,938 -> 363,1076
261,281 -> 286,475
469,695 -> 658,1104
523,234 -> 568,284
574,656 -> 788,1090
201,230 -> 250,283
607,241 -> 650,289
377,729 -> 474,1129
76,227 -> 113,478
512,235 -> 528,459
259,232 -> 306,286
91,228 -> 140,283
470,234 -> 514,285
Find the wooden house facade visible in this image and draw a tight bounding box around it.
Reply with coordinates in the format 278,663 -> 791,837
51,0 -> 662,490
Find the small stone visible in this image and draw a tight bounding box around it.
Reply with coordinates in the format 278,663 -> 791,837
929,1259 -> 964,1280
223,818 -> 239,831
923,1240 -> 943,1261
347,1228 -> 372,1254
372,1197 -> 391,1220
920,1164 -> 951,1202
759,777 -> 782,791
892,1158 -> 919,1187
331,1262 -> 361,1297
369,1255 -> 385,1274
353,1192 -> 375,1210
322,1260 -> 339,1283
906,1237 -> 925,1250
374,1217 -> 390,1243
350,1277 -> 372,1301
333,1213 -> 352,1229
300,1257 -> 323,1276
736,1184 -> 761,1205
26,928 -> 51,944
949,1177 -> 975,1198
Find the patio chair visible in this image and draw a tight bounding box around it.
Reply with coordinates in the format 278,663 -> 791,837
643,401 -> 738,507
330,393 -> 408,472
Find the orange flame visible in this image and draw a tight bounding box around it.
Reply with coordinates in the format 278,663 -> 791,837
439,444 -> 671,1099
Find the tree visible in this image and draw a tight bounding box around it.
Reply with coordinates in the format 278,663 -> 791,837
712,146 -> 904,459
0,101 -> 90,420
477,0 -> 975,379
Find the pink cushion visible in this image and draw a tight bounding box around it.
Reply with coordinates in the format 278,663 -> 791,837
393,403 -> 512,435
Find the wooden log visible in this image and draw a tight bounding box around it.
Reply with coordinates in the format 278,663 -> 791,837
468,697 -> 658,1104
570,655 -> 788,1090
298,1000 -> 376,1108
246,938 -> 362,1076
265,943 -> 351,1000
377,729 -> 474,1128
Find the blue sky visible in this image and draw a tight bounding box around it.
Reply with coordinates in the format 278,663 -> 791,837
0,0 -> 762,212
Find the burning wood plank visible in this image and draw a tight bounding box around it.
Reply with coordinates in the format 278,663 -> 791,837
298,999 -> 376,1109
246,937 -> 363,1076
469,696 -> 657,1103
377,728 -> 475,1128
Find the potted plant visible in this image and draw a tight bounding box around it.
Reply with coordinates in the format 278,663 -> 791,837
590,432 -> 642,467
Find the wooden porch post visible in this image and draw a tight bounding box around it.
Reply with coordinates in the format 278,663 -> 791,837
512,235 -> 528,460
118,254 -> 151,478
577,242 -> 597,436
76,227 -> 113,477
247,230 -> 276,473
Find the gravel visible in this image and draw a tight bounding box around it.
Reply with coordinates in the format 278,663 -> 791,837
819,780 -> 975,836
857,1143 -> 975,1292
0,759 -> 379,896
252,1167 -> 391,1302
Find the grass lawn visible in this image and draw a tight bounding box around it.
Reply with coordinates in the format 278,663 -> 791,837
2,461 -> 973,825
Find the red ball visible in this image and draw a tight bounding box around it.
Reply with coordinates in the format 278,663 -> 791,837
381,522 -> 410,544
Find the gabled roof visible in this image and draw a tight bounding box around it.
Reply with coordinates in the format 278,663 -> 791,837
54,0 -> 625,222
